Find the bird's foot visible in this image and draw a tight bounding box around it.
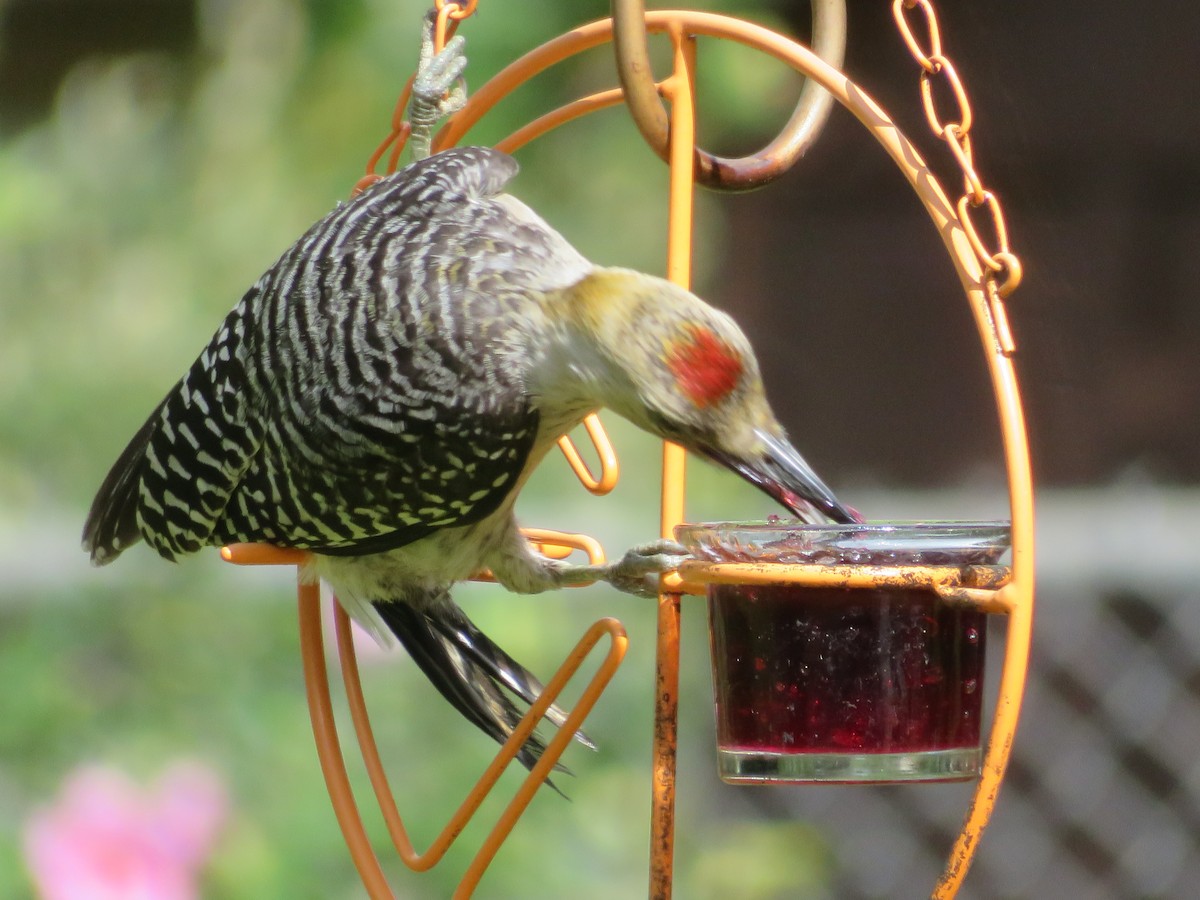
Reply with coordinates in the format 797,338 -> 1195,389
408,12 -> 468,160
490,535 -> 690,597
599,539 -> 691,598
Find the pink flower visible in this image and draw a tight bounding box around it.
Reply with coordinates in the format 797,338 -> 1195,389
23,760 -> 229,900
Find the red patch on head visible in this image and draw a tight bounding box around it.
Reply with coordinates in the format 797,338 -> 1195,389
667,326 -> 744,407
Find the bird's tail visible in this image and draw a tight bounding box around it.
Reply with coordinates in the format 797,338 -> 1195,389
372,595 -> 595,789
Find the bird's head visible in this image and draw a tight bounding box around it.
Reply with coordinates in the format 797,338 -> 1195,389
563,268 -> 858,524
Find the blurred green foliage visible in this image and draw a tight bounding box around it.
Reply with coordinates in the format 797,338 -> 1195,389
1,0 -> 831,895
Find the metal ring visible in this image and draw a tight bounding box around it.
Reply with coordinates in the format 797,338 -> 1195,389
612,0 -> 846,190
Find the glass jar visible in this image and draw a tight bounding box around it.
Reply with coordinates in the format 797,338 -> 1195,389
675,521 -> 1011,784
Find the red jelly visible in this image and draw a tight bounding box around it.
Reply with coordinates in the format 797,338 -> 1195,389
677,522 -> 1010,784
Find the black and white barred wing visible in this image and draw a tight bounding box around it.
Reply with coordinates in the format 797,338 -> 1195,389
84,147 -> 592,564
83,307 -> 263,564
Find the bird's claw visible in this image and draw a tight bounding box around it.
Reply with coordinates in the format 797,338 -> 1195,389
408,15 -> 468,159
413,35 -> 467,115
602,540 -> 691,598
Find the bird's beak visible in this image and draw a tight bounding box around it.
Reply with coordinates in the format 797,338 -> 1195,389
702,428 -> 860,524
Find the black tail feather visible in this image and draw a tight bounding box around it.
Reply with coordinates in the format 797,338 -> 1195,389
424,607 -> 597,751
372,596 -> 593,790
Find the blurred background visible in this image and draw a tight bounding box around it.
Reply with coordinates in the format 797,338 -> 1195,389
2,0 -> 1198,897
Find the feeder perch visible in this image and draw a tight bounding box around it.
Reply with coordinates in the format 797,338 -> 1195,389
222,1 -> 1033,897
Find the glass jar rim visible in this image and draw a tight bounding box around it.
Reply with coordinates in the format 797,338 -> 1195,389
675,520 -> 1012,566
678,519 -> 1010,534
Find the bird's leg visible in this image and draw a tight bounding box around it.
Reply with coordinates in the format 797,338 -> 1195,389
565,539 -> 693,598
408,11 -> 468,160
489,527 -> 691,599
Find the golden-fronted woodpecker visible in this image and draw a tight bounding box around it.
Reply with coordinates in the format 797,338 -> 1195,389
82,145 -> 855,777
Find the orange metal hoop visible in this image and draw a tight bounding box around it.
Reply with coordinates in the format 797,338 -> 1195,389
440,10 -> 1034,897
224,7 -> 1032,899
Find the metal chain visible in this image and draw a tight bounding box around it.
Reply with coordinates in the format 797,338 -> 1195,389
433,0 -> 475,52
352,1 -> 477,197
892,0 -> 1023,302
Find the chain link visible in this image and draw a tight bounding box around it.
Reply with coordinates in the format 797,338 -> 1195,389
920,54 -> 971,137
433,0 -> 474,53
892,0 -> 1022,301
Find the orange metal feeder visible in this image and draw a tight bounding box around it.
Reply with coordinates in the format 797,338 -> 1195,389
223,1 -> 1033,897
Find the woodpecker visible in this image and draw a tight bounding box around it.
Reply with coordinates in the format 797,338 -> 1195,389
82,145 -> 855,776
